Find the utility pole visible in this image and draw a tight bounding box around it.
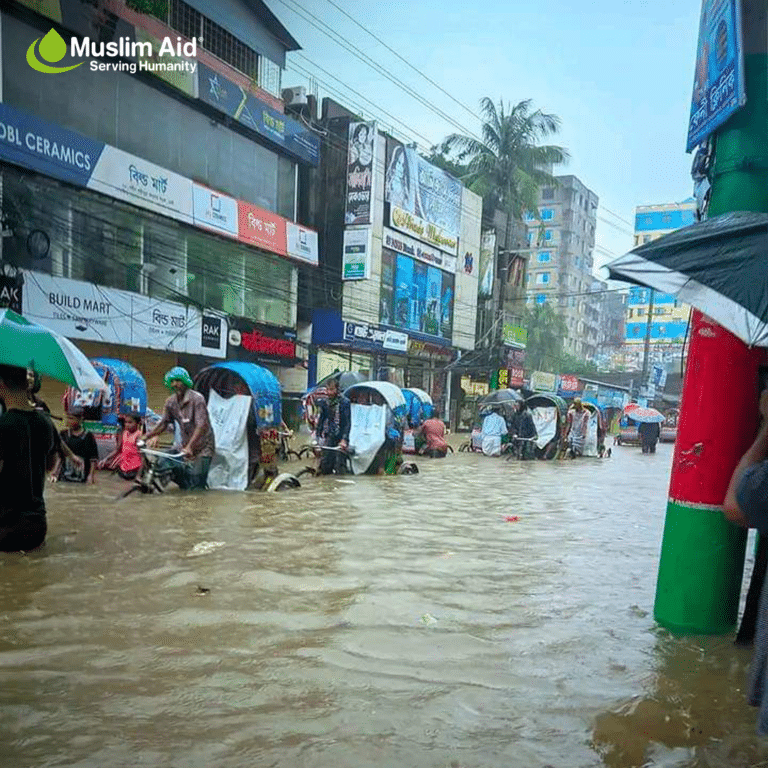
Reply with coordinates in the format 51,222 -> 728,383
654,0 -> 768,634
640,289 -> 655,399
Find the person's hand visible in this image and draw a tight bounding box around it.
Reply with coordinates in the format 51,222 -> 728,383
88,473 -> 96,485
71,455 -> 85,470
49,473 -> 58,483
181,446 -> 193,459
339,440 -> 348,452
760,389 -> 768,422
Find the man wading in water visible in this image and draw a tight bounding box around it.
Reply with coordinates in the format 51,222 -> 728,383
315,378 -> 351,475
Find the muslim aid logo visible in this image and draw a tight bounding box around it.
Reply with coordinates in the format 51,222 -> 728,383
27,29 -> 83,74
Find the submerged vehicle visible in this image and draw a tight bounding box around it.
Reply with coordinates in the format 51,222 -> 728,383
525,392 -> 569,460
344,381 -> 408,474
402,387 -> 433,454
461,388 -> 524,453
64,358 -> 153,461
194,362 -> 299,491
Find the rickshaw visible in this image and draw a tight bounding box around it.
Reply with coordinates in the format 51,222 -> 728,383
661,408 -> 679,443
524,392 -> 568,460
344,381 -> 409,474
194,362 -> 300,491
64,358 -> 151,461
402,387 -> 433,454
459,388 -> 524,453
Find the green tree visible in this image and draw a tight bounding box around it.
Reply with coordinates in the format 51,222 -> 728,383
557,352 -> 599,375
441,98 -> 569,250
523,303 -> 567,371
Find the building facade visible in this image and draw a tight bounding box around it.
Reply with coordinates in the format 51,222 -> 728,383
624,199 -> 696,369
307,107 -> 481,419
0,0 -> 319,412
524,174 -> 599,360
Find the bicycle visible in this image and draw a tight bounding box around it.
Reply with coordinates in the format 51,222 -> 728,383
276,431 -> 303,462
505,436 -> 538,461
295,444 -> 355,478
119,441 -> 186,497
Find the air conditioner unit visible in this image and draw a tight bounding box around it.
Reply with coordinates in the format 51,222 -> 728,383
282,86 -> 308,106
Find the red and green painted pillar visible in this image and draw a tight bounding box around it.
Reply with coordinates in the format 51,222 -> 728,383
654,3 -> 768,635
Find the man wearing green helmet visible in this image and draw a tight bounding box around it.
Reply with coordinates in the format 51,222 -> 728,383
145,367 -> 215,490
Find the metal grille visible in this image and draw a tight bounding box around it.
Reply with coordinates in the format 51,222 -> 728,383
168,0 -> 259,80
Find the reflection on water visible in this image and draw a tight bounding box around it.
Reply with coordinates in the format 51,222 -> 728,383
2,444 -> 768,767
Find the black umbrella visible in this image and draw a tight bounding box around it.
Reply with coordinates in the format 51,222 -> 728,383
315,370 -> 368,391
478,388 -> 524,406
607,212 -> 768,347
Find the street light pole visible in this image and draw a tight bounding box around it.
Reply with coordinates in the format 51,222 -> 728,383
640,289 -> 655,399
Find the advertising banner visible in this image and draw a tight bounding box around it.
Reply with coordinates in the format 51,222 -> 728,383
345,121 -> 377,225
198,63 -> 320,166
342,227 -> 372,280
479,230 -> 496,297
502,324 -> 527,348
0,102 -> 105,188
286,222 -> 319,266
88,146 -> 194,225
22,271 -> 134,344
386,252 -> 454,341
123,294 -> 193,354
383,228 -> 457,272
508,367 -> 525,387
0,274 -> 23,314
687,0 -> 746,151
237,201 -> 287,256
186,310 -> 227,358
192,183 -> 239,237
385,140 -> 461,254
530,371 -> 557,392
228,318 -> 297,362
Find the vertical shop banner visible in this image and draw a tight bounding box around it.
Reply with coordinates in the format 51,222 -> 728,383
286,222 -> 319,266
192,184 -> 239,237
557,374 -> 581,396
686,0 -> 746,151
187,311 -> 227,358
0,274 -> 23,313
508,367 -> 525,387
385,140 -> 461,254
479,230 -> 496,297
88,146 -> 194,225
342,228 -> 372,280
237,201 -> 287,256
345,121 -> 377,225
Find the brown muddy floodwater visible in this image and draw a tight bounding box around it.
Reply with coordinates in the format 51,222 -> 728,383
2,443 -> 768,768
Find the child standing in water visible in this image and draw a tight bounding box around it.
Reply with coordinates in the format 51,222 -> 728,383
101,413 -> 144,480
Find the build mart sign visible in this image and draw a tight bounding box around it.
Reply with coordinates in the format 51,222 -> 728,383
22,271 -> 226,357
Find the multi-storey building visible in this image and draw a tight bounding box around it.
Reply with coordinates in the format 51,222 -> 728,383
524,175 -> 598,360
1,0 -> 321,412
624,199 -> 696,369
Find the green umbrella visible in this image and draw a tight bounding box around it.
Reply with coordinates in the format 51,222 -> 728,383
0,309 -> 107,391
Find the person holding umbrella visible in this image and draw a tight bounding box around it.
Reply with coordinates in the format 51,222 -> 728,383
0,364 -> 58,551
638,420 -> 661,454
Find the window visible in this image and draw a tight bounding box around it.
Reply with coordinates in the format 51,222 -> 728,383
536,294 -> 547,305
168,0 -> 260,81
536,272 -> 550,285
540,208 -> 554,221
537,251 -> 551,263
544,229 -> 553,241
542,187 -> 555,200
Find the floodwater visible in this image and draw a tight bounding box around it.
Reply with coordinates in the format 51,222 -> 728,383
2,442 -> 768,768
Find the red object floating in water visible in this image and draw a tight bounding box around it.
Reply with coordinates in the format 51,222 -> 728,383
505,516 -> 519,522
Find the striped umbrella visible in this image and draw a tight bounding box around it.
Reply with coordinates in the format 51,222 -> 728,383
624,403 -> 665,423
0,309 -> 106,391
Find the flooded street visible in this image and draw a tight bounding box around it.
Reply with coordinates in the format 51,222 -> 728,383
3,444 -> 768,768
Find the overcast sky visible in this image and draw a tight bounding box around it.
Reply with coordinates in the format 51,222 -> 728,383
268,0 -> 702,277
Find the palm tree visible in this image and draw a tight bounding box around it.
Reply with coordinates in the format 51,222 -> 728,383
441,98 -> 569,252
522,303 -> 567,371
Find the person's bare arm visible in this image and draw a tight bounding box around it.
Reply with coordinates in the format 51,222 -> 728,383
723,390 -> 768,526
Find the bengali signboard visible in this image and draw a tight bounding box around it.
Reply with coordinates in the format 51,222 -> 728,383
530,371 -> 557,392
237,201 -> 287,255
345,121 -> 377,225
502,324 -> 527,348
686,0 -> 746,151
344,321 -> 408,352
385,140 -> 461,255
508,367 -> 524,387
557,374 -> 581,396
88,146 -> 194,225
228,317 -> 297,362
342,227 -> 372,280
198,63 -> 320,166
